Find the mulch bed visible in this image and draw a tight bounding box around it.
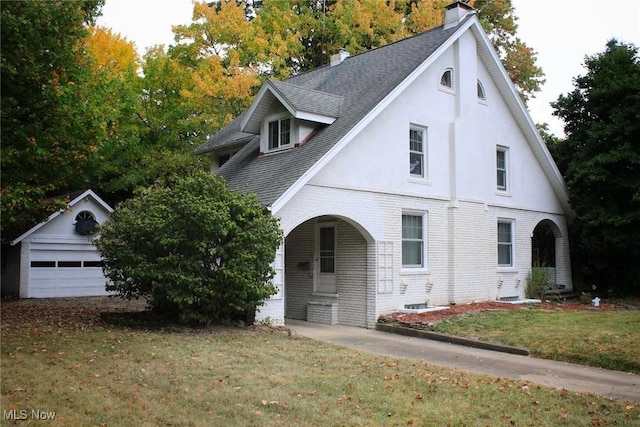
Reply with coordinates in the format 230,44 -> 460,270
377,300 -> 638,330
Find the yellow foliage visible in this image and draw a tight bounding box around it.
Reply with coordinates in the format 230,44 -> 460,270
407,0 -> 448,33
86,26 -> 139,74
333,0 -> 407,52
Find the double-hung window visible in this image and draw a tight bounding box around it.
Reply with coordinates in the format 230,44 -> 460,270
268,117 -> 291,150
496,146 -> 508,191
497,220 -> 514,267
402,214 -> 424,268
409,126 -> 426,178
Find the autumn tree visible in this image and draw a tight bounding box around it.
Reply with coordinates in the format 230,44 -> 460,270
1,0 -> 104,240
551,40 -> 640,294
251,0 -> 312,78
405,0 -> 449,34
82,26 -> 148,204
251,0 -> 543,101
471,0 -> 544,101
170,0 -> 265,129
332,0 -> 408,53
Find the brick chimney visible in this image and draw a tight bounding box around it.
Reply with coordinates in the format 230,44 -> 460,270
444,1 -> 474,29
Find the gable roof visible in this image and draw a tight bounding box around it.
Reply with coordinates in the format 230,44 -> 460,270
10,189 -> 113,246
196,19 -> 465,204
195,11 -> 571,216
240,79 -> 343,134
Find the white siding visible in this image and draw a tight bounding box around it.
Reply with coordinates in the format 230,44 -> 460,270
4,194 -> 113,298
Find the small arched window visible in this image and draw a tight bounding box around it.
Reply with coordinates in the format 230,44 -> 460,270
477,80 -> 486,101
440,68 -> 453,89
74,211 -> 97,235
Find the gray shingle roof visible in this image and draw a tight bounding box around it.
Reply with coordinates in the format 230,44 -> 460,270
193,113 -> 255,155
269,79 -> 343,118
195,20 -> 467,206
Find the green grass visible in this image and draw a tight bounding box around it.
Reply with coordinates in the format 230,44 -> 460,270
431,308 -> 640,373
1,301 -> 639,426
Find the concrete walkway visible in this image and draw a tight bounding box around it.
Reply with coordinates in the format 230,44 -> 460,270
286,320 -> 640,403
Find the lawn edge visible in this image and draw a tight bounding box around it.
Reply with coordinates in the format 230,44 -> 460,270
375,323 -> 530,356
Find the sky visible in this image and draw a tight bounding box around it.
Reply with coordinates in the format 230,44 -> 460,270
96,0 -> 640,137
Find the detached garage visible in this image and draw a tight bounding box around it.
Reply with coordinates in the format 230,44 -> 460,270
2,190 -> 113,298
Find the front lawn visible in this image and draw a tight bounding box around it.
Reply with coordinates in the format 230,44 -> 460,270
431,307 -> 640,373
1,299 -> 638,426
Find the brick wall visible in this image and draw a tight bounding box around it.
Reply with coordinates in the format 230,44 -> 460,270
271,184 -> 571,327
284,220 -> 315,321
335,220 -> 367,327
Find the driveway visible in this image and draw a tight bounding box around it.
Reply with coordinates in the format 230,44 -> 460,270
286,320 -> 640,403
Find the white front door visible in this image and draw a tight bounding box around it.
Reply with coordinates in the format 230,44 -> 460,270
317,224 -> 337,294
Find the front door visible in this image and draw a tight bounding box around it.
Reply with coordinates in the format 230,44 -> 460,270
317,224 -> 337,294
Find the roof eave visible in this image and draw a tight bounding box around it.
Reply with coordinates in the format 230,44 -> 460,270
295,111 -> 337,124
193,135 -> 254,155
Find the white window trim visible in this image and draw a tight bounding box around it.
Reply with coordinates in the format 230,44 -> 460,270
261,112 -> 296,154
496,145 -> 510,194
497,218 -> 515,269
401,211 -> 428,272
438,67 -> 454,94
409,124 -> 428,181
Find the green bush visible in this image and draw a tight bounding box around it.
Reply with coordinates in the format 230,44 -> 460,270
526,266 -> 553,300
95,171 -> 283,325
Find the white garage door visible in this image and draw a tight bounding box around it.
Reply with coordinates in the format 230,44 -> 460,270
28,242 -> 109,298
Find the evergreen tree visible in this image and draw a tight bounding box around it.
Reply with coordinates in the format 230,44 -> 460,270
551,40 -> 640,294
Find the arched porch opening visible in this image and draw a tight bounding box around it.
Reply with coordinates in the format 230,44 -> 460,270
283,215 -> 375,328
531,219 -> 562,285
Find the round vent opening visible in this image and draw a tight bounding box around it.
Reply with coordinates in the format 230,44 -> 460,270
75,211 -> 97,235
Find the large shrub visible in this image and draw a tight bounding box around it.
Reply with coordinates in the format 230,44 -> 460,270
95,171 -> 283,325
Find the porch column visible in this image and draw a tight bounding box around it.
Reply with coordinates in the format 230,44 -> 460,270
366,241 -> 378,328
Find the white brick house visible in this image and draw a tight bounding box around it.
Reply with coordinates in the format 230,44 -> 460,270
195,2 -> 573,328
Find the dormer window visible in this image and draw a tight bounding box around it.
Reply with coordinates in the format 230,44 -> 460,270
440,68 -> 453,90
269,117 -> 291,150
